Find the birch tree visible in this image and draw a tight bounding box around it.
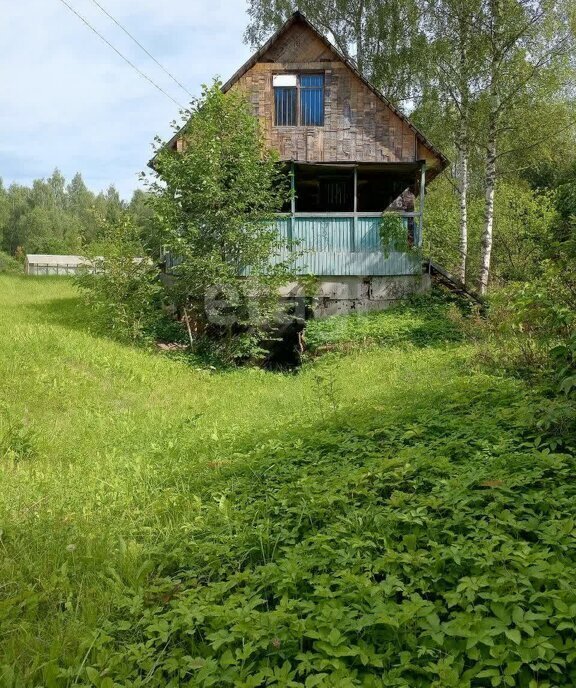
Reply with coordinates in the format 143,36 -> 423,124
245,0 -> 424,103
476,0 -> 575,294
244,0 -> 575,294
423,0 -> 486,283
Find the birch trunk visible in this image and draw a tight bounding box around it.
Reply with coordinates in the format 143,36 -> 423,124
479,115 -> 497,295
354,0 -> 365,73
456,18 -> 469,286
477,0 -> 501,295
457,139 -> 469,285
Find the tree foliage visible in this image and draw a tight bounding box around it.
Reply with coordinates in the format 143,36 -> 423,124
75,214 -> 167,344
245,0 -> 576,292
0,170 -> 156,257
147,81 -> 295,361
245,0 -> 424,103
424,177 -> 558,285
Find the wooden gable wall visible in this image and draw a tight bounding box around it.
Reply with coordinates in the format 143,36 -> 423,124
230,21 -> 442,172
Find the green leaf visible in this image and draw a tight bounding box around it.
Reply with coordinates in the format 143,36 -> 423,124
505,629 -> 522,645
85,667 -> 101,687
504,662 -> 522,675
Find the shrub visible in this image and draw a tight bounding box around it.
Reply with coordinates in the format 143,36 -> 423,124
464,244 -> 576,387
379,213 -> 418,257
0,251 -> 22,274
148,80 -> 295,363
75,215 -> 169,344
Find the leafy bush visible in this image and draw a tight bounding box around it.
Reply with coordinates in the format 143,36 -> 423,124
379,213 -> 418,257
75,215 -> 170,344
462,243 -> 576,389
71,384 -> 576,687
148,80 -> 295,363
453,244 -> 576,455
0,251 -> 22,274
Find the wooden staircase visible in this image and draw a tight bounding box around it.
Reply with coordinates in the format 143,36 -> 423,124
423,259 -> 484,305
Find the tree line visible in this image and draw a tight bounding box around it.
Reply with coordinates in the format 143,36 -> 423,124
0,170 -> 155,258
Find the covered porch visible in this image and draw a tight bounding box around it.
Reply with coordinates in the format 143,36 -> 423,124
277,161 -> 427,277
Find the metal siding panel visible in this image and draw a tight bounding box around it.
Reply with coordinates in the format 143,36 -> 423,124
254,216 -> 421,277
293,216 -> 352,252
275,217 -> 291,243
286,250 -> 419,276
356,217 -> 381,251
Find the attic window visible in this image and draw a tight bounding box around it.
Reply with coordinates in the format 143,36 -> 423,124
273,74 -> 324,127
274,75 -> 297,126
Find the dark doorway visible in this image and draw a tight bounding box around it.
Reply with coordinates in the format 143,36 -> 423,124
295,165 -> 354,212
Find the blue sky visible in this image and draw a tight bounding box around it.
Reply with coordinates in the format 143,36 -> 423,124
0,0 -> 253,198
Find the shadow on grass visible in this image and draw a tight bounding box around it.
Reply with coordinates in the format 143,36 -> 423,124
25,293 -> 102,335
24,290 -> 153,355
0,274 -> 88,331
2,339 -> 535,685
163,364 -> 526,502
112,368 -> 569,688
29,295 -> 91,329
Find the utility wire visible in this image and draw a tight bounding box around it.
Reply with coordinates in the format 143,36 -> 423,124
88,0 -> 194,100
56,0 -> 186,110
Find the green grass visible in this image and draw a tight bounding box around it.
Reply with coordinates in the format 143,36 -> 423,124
304,293 -> 463,353
1,276 -> 575,687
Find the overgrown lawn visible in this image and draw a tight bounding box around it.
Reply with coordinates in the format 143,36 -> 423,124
1,276 -> 574,687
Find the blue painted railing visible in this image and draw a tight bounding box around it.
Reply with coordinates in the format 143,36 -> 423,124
274,213 -> 421,277
163,213 -> 422,278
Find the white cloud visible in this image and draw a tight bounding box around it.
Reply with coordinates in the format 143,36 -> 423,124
0,0 -> 253,197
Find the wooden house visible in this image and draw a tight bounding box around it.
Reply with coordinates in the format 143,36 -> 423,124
167,11 -> 449,315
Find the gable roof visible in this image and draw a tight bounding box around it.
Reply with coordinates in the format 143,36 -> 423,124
161,11 -> 448,172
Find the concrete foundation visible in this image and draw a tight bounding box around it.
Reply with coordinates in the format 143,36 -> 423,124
280,274 -> 431,318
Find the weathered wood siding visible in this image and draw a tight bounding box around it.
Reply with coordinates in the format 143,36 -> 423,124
230,21 -> 441,173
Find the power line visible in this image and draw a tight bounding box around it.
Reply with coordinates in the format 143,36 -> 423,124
56,0 -> 186,110
88,0 -> 195,100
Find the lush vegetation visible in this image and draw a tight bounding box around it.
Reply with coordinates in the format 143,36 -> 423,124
0,250 -> 23,274
75,83 -> 300,362
2,4 -> 576,686
305,293 -> 463,353
146,82 -> 296,361
2,275 -> 576,687
0,171 -> 155,258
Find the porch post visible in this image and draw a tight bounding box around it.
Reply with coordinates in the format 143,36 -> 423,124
352,165 -> 358,252
418,162 -> 426,248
